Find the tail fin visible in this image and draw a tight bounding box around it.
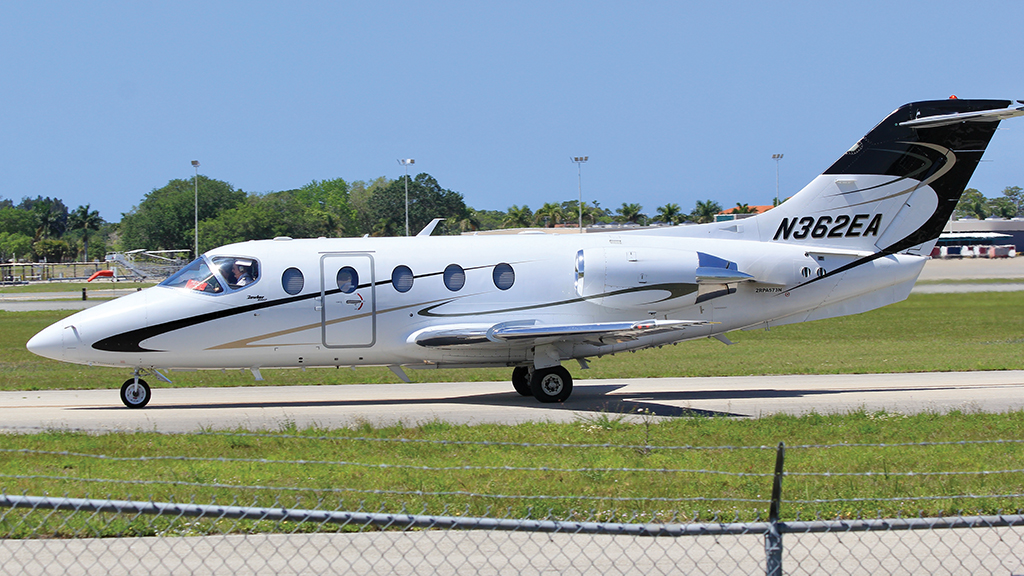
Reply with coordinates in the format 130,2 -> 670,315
761,98 -> 1023,255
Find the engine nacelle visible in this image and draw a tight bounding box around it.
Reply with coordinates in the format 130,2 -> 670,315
574,247 -> 700,311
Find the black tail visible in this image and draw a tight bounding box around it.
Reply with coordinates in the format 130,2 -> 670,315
823,98 -> 1012,254
761,98 -> 1022,256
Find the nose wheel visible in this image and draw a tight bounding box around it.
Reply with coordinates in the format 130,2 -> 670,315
118,369 -> 170,408
120,378 -> 151,408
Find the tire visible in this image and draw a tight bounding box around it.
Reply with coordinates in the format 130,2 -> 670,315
511,366 -> 532,396
120,378 -> 151,408
529,366 -> 573,403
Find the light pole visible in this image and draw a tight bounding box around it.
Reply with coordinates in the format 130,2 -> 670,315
191,160 -> 200,257
772,154 -> 783,207
398,159 -> 415,236
572,156 -> 588,232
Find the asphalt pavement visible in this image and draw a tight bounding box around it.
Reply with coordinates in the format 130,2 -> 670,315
4,370 -> 1022,433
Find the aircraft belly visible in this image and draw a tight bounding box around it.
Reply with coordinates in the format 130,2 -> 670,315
436,348 -> 520,364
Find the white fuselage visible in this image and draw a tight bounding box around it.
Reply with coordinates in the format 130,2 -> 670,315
28,228 -> 926,373
32,97 -> 1024,402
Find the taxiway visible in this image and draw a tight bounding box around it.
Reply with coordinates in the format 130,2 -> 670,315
3,370 -> 1022,433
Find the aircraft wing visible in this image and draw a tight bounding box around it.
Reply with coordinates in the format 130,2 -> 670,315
412,319 -> 711,348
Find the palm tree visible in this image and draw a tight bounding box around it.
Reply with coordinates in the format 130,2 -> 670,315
456,209 -> 482,233
732,202 -> 758,215
655,203 -> 683,225
502,205 -> 534,228
615,202 -> 645,224
690,199 -> 722,224
558,200 -> 605,228
534,202 -> 564,228
585,200 -> 609,225
33,202 -> 66,241
68,204 -> 103,261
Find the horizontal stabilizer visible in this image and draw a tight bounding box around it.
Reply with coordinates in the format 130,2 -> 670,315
898,104 -> 1024,128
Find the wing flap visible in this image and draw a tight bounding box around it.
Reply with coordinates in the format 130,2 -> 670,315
412,319 -> 711,348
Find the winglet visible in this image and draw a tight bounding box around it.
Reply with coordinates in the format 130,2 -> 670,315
417,218 -> 446,236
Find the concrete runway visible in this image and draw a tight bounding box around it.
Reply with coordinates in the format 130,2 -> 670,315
4,370 -> 1022,433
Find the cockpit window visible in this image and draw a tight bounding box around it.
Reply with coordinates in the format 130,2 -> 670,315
212,256 -> 260,290
160,257 -> 224,294
160,256 -> 260,294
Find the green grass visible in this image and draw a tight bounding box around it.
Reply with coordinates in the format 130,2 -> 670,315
2,292 -> 1022,392
915,278 -> 1024,285
0,281 -> 155,294
2,410 -> 1023,538
3,292 -> 1023,537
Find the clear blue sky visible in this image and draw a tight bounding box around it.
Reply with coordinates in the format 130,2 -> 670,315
2,1 -> 1022,223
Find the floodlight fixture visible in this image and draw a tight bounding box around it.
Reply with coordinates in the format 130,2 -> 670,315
572,156 -> 589,232
772,154 -> 784,206
398,159 -> 415,236
192,161 -> 200,257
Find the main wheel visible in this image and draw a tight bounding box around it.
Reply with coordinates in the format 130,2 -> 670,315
530,366 -> 573,403
511,366 -> 532,396
120,378 -> 151,408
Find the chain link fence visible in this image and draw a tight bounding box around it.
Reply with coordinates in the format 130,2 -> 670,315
3,427 -> 1024,574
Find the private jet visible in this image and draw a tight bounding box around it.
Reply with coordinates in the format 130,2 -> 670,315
27,98 -> 1024,407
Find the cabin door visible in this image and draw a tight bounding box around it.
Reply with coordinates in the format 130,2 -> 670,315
319,253 -> 376,348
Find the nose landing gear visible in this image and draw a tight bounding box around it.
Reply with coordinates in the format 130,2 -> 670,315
120,376 -> 151,408
118,369 -> 171,408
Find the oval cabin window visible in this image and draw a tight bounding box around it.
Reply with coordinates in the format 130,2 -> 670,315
443,264 -> 466,292
282,267 -> 304,295
336,267 -> 359,294
493,263 -> 515,291
392,265 -> 414,293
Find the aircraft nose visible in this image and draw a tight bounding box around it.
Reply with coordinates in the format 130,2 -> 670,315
26,322 -> 65,362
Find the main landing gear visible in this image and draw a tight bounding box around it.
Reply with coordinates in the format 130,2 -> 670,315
511,365 -> 573,403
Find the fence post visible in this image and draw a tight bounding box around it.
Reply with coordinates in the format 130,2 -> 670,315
765,442 -> 785,576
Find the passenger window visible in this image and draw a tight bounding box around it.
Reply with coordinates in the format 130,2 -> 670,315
337,267 -> 359,294
493,263 -> 514,290
392,265 -> 414,293
160,257 -> 224,294
282,267 -> 304,295
443,264 -> 465,292
212,256 -> 259,290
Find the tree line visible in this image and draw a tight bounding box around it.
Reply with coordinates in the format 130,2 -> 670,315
0,197 -> 102,263
954,186 -> 1024,220
1,176 -> 1021,263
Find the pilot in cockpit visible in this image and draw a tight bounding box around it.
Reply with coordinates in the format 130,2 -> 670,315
232,261 -> 254,287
